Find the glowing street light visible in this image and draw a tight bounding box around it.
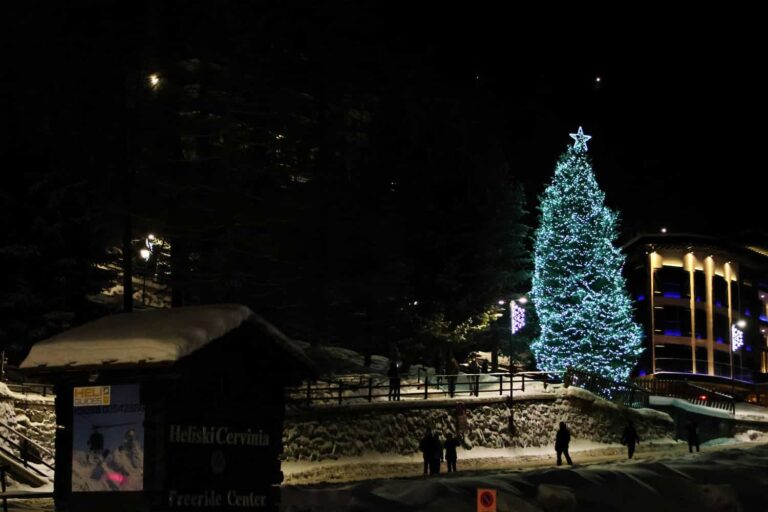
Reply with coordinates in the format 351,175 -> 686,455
148,73 -> 161,89
140,248 -> 151,261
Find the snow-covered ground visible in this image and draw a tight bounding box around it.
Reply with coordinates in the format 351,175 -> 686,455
282,441 -> 768,512
283,438 -> 681,485
735,402 -> 768,423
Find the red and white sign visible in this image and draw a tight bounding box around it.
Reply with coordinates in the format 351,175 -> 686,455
477,488 -> 496,512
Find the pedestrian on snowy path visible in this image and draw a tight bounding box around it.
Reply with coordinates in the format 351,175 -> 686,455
444,432 -> 461,472
419,429 -> 434,475
621,420 -> 641,459
447,358 -> 459,398
429,431 -> 443,475
555,422 -> 573,466
388,361 -> 401,401
468,358 -> 480,396
686,420 -> 700,453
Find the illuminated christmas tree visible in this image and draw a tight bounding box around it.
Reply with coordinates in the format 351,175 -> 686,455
530,127 -> 643,381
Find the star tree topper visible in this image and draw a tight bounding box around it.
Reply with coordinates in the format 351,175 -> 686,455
569,126 -> 592,152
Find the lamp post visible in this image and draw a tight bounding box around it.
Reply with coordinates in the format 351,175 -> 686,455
139,234 -> 156,306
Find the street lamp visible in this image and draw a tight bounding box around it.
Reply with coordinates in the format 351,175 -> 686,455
140,235 -> 156,305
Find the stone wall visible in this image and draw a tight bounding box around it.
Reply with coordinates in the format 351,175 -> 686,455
283,387 -> 675,461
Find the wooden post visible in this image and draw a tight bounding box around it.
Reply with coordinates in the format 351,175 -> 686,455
521,373 -> 525,393
424,376 -> 429,400
499,374 -> 503,396
306,380 -> 312,406
368,378 -> 373,402
338,381 -> 343,405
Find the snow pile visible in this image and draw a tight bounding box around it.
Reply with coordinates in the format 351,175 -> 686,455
282,444 -> 768,512
20,304 -> 253,369
735,429 -> 768,443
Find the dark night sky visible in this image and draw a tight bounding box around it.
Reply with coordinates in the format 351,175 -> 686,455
384,8 -> 765,238
5,4 -> 766,238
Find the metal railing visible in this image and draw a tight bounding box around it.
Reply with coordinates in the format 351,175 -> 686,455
0,421 -> 55,474
4,382 -> 54,398
563,367 -> 650,409
634,378 -> 735,414
287,371 -> 558,406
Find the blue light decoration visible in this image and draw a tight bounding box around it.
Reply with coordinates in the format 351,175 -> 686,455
759,314 -> 768,323
731,325 -> 745,351
531,128 -> 643,382
663,292 -> 682,299
569,126 -> 592,152
663,329 -> 682,337
745,308 -> 752,317
637,294 -> 646,302
511,301 -> 526,334
715,301 -> 723,308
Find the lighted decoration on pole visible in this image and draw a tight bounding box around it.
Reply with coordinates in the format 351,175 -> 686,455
511,301 -> 526,335
731,325 -> 744,351
530,127 -> 643,381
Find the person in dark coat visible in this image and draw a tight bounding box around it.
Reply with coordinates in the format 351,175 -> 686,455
447,358 -> 460,397
388,361 -> 401,401
481,360 -> 489,374
686,420 -> 700,453
419,429 -> 433,475
87,426 -> 105,462
444,432 -> 461,472
555,422 -> 573,466
468,358 -> 480,396
429,432 -> 443,475
621,420 -> 641,459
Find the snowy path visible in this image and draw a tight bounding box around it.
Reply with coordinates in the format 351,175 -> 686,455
284,439 -> 697,485
282,442 -> 768,512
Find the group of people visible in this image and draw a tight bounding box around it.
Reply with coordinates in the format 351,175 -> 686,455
414,418 -> 703,477
419,429 -> 462,475
554,418 -> 701,467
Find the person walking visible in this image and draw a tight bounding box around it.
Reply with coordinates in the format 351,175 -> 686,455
388,361 -> 401,401
429,431 -> 443,475
468,358 -> 480,396
621,420 -> 641,459
555,422 -> 573,466
419,429 -> 434,476
444,432 -> 461,472
447,357 -> 459,398
686,420 -> 700,453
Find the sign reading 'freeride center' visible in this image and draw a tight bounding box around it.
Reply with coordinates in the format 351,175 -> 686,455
166,424 -> 276,509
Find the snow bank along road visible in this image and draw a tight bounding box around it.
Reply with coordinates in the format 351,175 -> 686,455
282,442 -> 768,512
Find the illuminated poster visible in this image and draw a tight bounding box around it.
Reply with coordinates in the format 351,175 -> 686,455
71,384 -> 144,492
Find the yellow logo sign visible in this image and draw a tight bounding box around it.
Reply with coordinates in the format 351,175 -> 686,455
73,386 -> 111,407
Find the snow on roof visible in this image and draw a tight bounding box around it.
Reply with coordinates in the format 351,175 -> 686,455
20,304 -> 254,369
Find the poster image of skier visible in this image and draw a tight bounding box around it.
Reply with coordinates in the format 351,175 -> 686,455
71,384 -> 145,492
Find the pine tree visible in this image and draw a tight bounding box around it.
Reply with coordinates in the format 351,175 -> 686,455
530,128 -> 643,381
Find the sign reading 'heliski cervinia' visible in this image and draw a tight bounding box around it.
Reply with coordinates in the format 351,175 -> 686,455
169,425 -> 271,446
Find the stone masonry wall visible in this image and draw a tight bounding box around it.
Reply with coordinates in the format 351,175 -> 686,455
283,387 -> 675,461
